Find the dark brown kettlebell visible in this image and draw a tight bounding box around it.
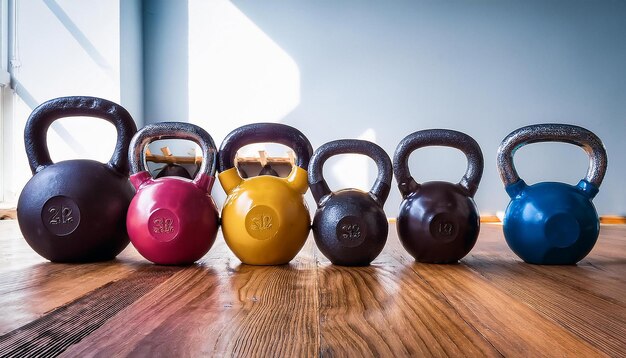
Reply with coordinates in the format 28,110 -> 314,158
17,96 -> 137,262
309,139 -> 392,266
258,163 -> 280,176
393,129 -> 484,263
155,163 -> 192,179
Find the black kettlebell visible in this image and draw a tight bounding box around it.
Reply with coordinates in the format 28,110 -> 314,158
259,163 -> 280,176
238,167 -> 250,178
155,163 -> 192,179
309,139 -> 392,266
393,129 -> 484,263
17,96 -> 137,262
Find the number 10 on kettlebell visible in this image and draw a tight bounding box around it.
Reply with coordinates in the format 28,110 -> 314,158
394,129 -> 484,264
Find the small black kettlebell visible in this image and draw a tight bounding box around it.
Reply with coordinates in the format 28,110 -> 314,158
17,96 -> 137,262
393,129 -> 484,263
155,163 -> 192,179
309,139 -> 392,266
258,163 -> 280,176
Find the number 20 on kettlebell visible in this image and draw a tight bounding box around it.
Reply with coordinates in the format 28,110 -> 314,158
497,124 -> 608,265
394,129 -> 484,263
218,123 -> 313,265
126,122 -> 220,265
308,140 -> 392,266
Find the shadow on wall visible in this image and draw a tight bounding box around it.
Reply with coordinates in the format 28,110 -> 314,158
147,0 -> 626,215
224,0 -> 626,216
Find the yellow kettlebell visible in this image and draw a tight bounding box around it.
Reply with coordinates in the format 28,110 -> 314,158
218,123 -> 313,265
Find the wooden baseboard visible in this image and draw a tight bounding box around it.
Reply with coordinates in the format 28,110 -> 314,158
599,216 -> 626,224
0,209 -> 17,220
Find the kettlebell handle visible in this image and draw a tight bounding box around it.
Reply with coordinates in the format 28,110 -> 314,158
308,139 -> 393,205
497,123 -> 607,188
393,129 -> 484,198
218,123 -> 313,172
129,122 -> 217,179
24,96 -> 137,175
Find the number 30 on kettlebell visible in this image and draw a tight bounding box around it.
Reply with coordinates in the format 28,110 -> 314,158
308,140 -> 393,266
393,129 -> 484,263
497,124 -> 608,265
17,97 -> 137,262
126,122 -> 220,265
218,123 -> 313,265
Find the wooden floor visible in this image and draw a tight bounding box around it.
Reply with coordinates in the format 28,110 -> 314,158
0,220 -> 624,357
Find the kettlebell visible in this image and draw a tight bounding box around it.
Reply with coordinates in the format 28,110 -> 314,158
17,96 -> 137,262
497,123 -> 608,265
309,140 -> 392,266
155,163 -> 192,179
394,129 -> 484,263
218,123 -> 313,265
258,163 -> 280,177
238,167 -> 249,178
126,122 -> 219,265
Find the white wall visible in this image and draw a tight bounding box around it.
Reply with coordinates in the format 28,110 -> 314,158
4,0 -> 142,202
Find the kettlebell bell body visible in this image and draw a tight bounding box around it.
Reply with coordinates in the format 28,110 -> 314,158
126,123 -> 219,265
258,163 -> 280,177
17,96 -> 137,262
155,163 -> 192,179
394,130 -> 484,263
497,124 -> 607,265
218,123 -> 313,265
309,140 -> 392,266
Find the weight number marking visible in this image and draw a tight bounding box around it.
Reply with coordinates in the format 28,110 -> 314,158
341,224 -> 361,240
153,218 -> 175,234
48,206 -> 74,225
250,214 -> 273,231
438,222 -> 454,236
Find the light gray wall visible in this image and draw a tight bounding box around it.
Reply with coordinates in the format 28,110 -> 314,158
120,0 -> 144,126
232,0 -> 626,216
142,0 -> 187,125
142,0 -> 626,216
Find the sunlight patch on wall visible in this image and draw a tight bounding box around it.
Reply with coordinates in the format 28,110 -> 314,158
188,0 -> 300,151
6,1 -> 121,201
329,128 -> 377,191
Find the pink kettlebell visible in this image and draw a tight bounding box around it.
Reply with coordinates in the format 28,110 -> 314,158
126,122 -> 219,265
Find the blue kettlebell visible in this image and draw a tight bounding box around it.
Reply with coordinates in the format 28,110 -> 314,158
497,124 -> 608,265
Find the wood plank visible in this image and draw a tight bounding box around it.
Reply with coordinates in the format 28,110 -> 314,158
61,239 -> 320,357
0,261 -> 145,335
0,221 -> 152,335
461,225 -> 626,356
316,256 -> 502,357
0,220 -> 44,273
388,227 -> 607,357
470,225 -> 626,303
397,261 -> 605,357
0,266 -> 177,357
0,220 -> 623,357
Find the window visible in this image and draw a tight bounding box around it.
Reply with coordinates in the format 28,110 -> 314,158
0,0 -> 10,203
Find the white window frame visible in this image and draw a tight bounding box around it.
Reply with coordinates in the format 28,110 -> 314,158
0,0 -> 13,204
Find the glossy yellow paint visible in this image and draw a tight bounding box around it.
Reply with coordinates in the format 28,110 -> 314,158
218,166 -> 311,265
